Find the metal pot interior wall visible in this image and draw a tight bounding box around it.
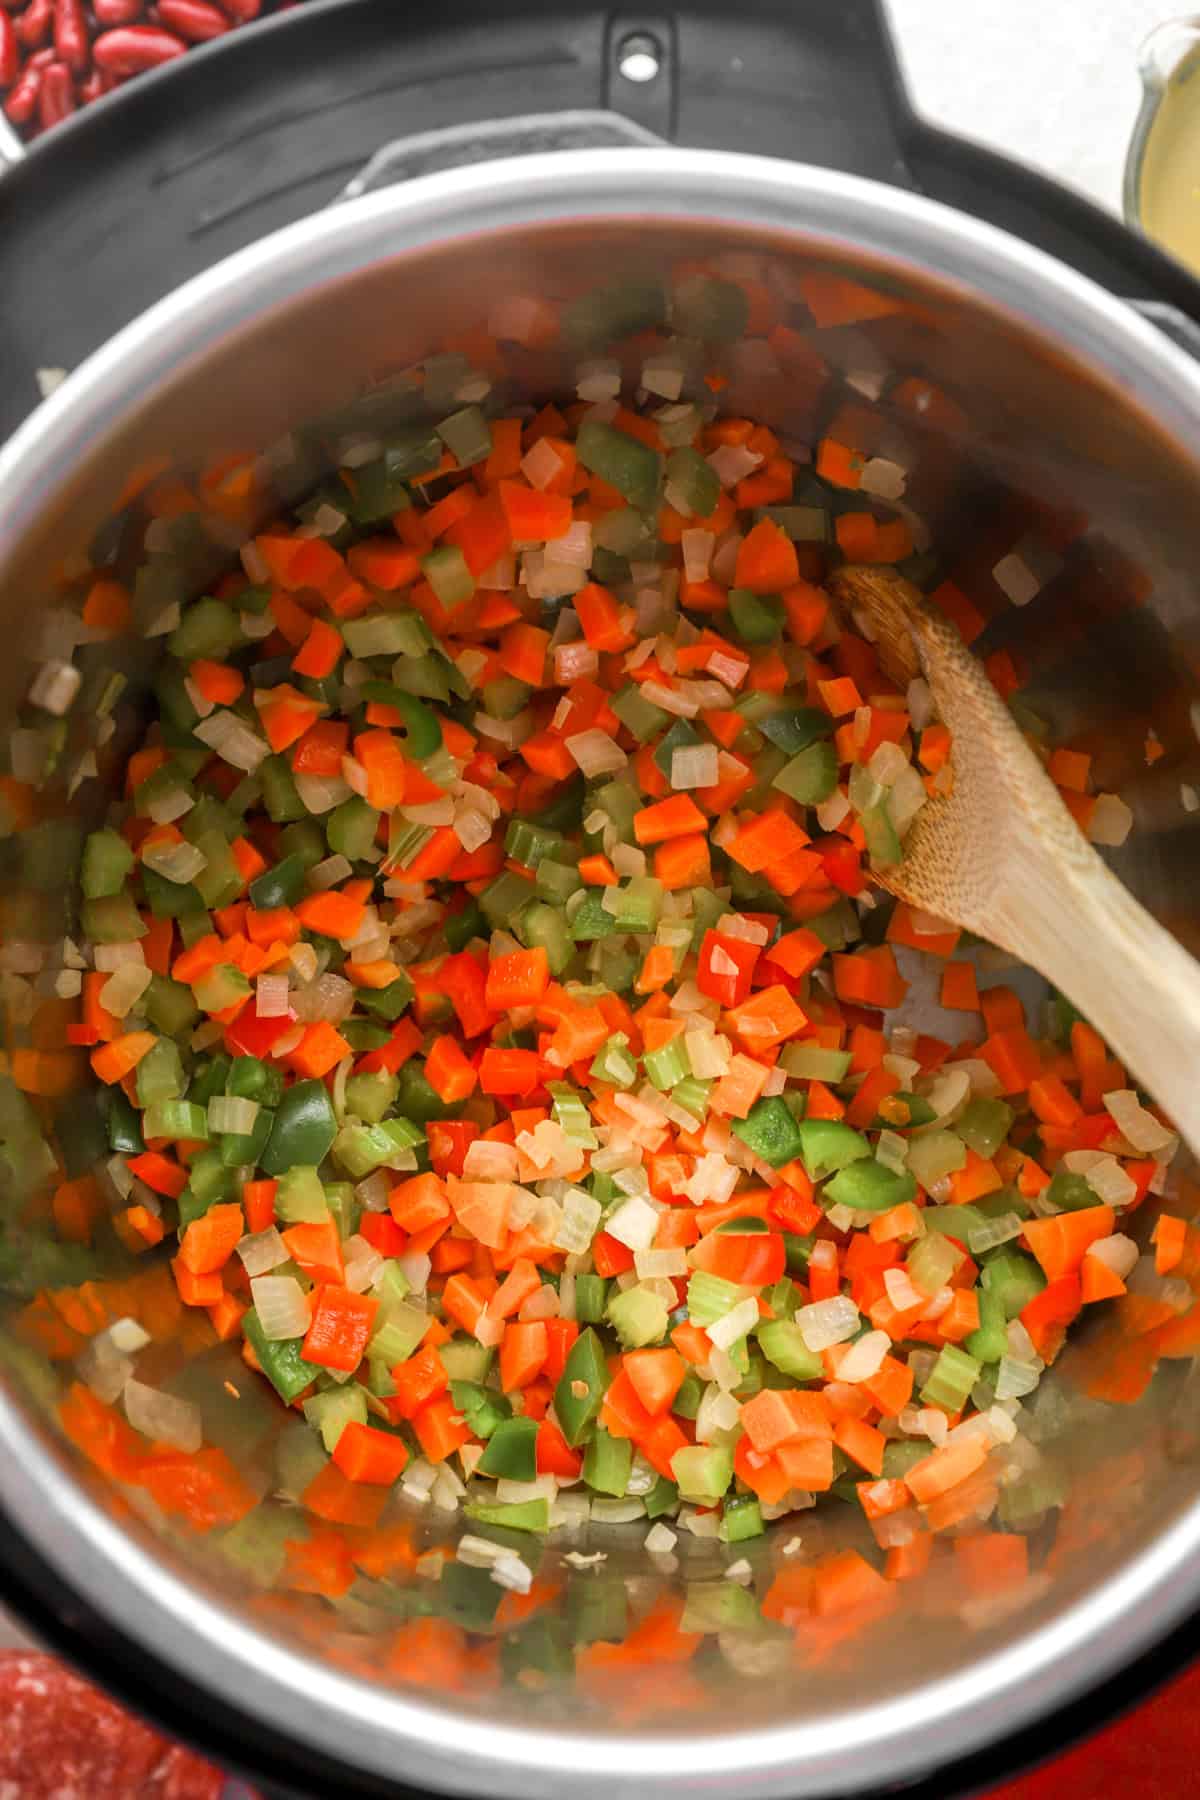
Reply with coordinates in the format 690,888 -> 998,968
1,178 -> 1200,1791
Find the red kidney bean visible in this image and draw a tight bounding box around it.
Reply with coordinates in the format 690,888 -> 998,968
155,0 -> 225,39
2,59 -> 40,116
15,0 -> 54,47
92,0 -> 143,18
37,56 -> 75,123
78,63 -> 115,98
219,0 -> 259,18
54,0 -> 89,69
92,20 -> 184,69
0,9 -> 17,81
28,41 -> 55,62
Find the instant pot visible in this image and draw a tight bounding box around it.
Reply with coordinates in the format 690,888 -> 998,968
3,2 -> 1200,1796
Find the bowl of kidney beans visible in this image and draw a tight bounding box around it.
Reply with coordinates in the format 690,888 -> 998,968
1,0 -> 298,142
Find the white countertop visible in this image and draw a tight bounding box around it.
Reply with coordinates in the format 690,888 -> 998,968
885,0 -> 1165,216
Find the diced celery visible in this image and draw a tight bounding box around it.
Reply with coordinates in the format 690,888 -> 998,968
607,1284 -> 669,1349
780,1043 -> 853,1083
142,974 -> 199,1039
168,598 -> 241,662
142,1098 -> 208,1143
192,964 -> 252,1015
981,1249 -> 1046,1318
80,893 -> 147,944
275,1166 -> 330,1224
611,682 -> 671,743
670,1076 -> 711,1122
480,871 -> 538,928
643,1035 -> 691,1091
665,446 -> 719,519
719,1493 -> 764,1542
905,1130 -> 968,1190
437,405 -> 492,467
907,1231 -> 962,1296
303,1384 -> 368,1454
920,1344 -> 981,1412
756,1318 -> 823,1381
421,546 -> 474,610
687,1270 -> 750,1327
81,827 -> 134,900
671,1444 -> 733,1504
327,796 -> 380,862
343,1071 -> 399,1125
519,901 -> 573,976
439,1339 -> 494,1384
135,1037 -> 184,1107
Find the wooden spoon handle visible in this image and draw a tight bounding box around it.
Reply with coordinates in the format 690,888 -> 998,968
988,847 -> 1200,1155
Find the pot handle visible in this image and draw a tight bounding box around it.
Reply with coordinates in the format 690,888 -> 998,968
337,109 -> 666,202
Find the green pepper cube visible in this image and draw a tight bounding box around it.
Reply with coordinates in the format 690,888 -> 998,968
553,1327 -> 610,1447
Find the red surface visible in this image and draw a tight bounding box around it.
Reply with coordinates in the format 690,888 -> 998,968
0,1641 -> 1194,1796
984,1660 -> 1200,1798
0,1652 -> 226,1798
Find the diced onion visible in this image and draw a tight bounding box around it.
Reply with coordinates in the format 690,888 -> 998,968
836,1329 -> 890,1383
250,1275 -> 310,1340
124,1379 -> 202,1453
797,1295 -> 860,1352
1087,1232 -> 1139,1278
398,1250 -> 432,1294
256,974 -> 291,1019
295,772 -> 352,814
77,1333 -> 133,1404
145,784 -> 194,825
99,962 -> 153,1019
141,839 -> 208,885
343,1235 -> 386,1294
237,1227 -> 288,1277
708,1296 -> 760,1351
194,710 -> 269,773
601,1194 -> 660,1253
671,744 -> 719,789
521,438 -> 565,490
1103,1088 -> 1176,1154
707,445 -> 761,487
1088,793 -> 1134,848
566,729 -> 627,778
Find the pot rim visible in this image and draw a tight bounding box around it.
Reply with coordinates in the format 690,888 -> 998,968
4,145 -> 1200,1796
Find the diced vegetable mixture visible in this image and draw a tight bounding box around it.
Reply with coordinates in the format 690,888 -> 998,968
10,295 -> 1188,1680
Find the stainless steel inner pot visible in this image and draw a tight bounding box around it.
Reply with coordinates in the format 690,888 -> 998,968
2,145 -> 1200,1798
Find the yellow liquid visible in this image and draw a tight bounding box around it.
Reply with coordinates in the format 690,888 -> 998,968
1140,48 -> 1200,274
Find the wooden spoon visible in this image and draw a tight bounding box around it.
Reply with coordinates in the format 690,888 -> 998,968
829,563 -> 1200,1153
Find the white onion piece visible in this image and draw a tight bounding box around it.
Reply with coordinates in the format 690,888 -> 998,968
1103,1089 -> 1176,1154
295,772 -> 351,814
194,710 -> 269,773
237,1227 -> 288,1277
256,974 -> 291,1019
708,1296 -> 760,1351
124,1379 -> 202,1452
251,1275 -> 310,1340
797,1295 -> 860,1352
836,1329 -> 890,1383
99,962 -> 153,1019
